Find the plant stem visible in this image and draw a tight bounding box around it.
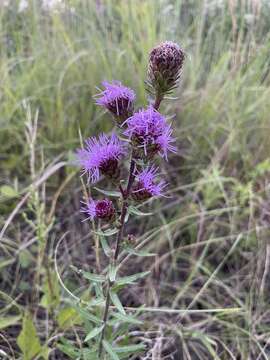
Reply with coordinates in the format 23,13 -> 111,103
98,151 -> 135,358
153,93 -> 163,110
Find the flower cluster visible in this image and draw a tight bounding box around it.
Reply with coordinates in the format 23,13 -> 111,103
76,41 -> 184,222
72,41 -> 185,357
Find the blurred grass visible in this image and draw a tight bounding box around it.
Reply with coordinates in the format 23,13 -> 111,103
1,0 -> 270,183
1,0 -> 270,358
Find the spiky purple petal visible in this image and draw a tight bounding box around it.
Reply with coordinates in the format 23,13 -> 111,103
76,133 -> 125,183
123,106 -> 176,159
95,81 -> 136,121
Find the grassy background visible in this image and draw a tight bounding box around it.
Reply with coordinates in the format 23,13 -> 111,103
1,0 -> 270,358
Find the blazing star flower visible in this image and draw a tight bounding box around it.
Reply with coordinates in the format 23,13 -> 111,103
76,133 -> 125,183
123,106 -> 176,159
132,166 -> 167,201
95,81 -> 136,123
82,198 -> 116,222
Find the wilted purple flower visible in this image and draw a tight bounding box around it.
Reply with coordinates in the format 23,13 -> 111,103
123,106 -> 176,159
148,41 -> 185,94
132,166 -> 167,201
95,81 -> 136,123
82,198 -> 116,222
76,133 -> 125,183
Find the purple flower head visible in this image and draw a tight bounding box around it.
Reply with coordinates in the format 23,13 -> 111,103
82,198 -> 115,222
95,81 -> 136,123
132,166 -> 167,201
123,106 -> 176,160
76,133 -> 125,183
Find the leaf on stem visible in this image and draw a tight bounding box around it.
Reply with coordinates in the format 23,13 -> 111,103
112,311 -> 142,325
115,271 -> 151,286
128,205 -> 152,216
109,291 -> 126,314
94,187 -> 121,197
102,340 -> 120,360
84,324 -> 104,342
94,228 -> 118,237
124,245 -> 156,257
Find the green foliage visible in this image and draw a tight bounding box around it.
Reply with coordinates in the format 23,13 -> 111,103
17,312 -> 44,360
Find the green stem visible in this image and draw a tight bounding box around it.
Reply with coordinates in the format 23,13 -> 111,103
98,151 -> 135,358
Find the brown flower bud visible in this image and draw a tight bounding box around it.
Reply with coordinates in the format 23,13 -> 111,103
148,41 -> 185,95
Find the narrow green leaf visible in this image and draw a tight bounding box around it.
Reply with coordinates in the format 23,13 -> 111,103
110,291 -> 126,314
87,297 -> 105,307
94,228 -> 118,237
125,246 -> 156,257
108,264 -> 118,282
114,343 -> 146,354
112,311 -> 142,325
93,283 -> 105,299
102,340 -> 120,360
94,187 -> 121,197
73,305 -> 102,325
128,206 -> 152,216
116,271 -> 151,286
0,315 -> 21,330
84,324 -> 104,342
100,235 -> 111,257
81,271 -> 106,283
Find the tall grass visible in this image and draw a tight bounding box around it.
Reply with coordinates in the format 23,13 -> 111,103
1,0 -> 270,358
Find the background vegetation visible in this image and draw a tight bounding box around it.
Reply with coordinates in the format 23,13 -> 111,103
1,0 -> 270,358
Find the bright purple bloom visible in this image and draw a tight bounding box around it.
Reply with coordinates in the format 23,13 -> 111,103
132,166 -> 167,201
95,81 -> 136,122
82,198 -> 115,222
123,106 -> 176,159
76,133 -> 125,183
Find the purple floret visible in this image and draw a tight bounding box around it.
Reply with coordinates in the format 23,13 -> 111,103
81,198 -> 115,221
123,106 -> 176,159
95,81 -> 136,120
132,166 -> 167,201
76,133 -> 125,183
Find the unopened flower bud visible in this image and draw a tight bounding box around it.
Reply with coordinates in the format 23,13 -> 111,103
148,41 -> 185,95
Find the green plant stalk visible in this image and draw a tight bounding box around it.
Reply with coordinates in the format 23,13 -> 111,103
97,95 -> 162,358
97,151 -> 136,358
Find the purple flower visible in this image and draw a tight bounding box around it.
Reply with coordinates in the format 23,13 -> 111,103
76,133 -> 125,183
82,198 -> 116,222
123,106 -> 176,159
95,81 -> 136,123
132,166 -> 167,201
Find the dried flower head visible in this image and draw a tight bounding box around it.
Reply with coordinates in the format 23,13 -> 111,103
123,106 -> 176,160
95,81 -> 136,123
82,198 -> 116,222
132,166 -> 167,201
148,41 -> 185,95
76,133 -> 125,183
